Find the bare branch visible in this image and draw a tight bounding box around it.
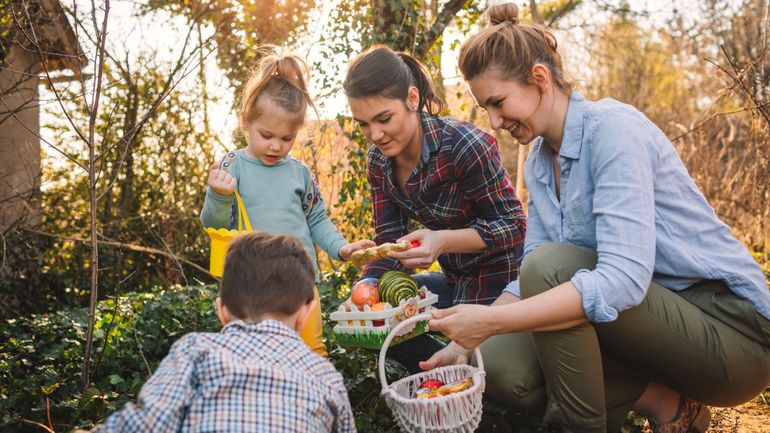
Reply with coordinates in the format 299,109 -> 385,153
0,94 -> 86,169
133,323 -> 154,377
719,44 -> 770,125
14,1 -> 90,147
70,0 -> 93,115
530,0 -> 543,24
23,227 -> 212,276
96,37 -> 219,200
413,0 -> 473,60
82,0 -> 110,392
671,102 -> 770,142
546,0 -> 580,27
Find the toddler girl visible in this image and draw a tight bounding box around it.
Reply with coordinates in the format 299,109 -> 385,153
201,48 -> 374,356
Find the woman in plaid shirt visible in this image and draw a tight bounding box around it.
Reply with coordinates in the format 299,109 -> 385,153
342,45 -> 527,372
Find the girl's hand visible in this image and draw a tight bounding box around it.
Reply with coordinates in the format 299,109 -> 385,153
419,341 -> 473,371
207,162 -> 237,195
388,229 -> 444,269
427,305 -> 494,349
339,239 -> 377,261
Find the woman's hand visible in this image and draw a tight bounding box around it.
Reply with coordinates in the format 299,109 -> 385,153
207,162 -> 237,195
387,229 -> 444,268
427,304 -> 495,349
419,340 -> 473,371
339,239 -> 377,261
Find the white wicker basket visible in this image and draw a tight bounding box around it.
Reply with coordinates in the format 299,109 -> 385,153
378,314 -> 486,433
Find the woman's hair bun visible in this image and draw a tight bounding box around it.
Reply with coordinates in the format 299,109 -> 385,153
487,1 -> 519,26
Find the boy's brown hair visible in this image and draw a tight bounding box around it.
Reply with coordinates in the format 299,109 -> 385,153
221,231 -> 315,319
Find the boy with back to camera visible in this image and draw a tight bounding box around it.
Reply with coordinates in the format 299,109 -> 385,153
85,232 -> 356,433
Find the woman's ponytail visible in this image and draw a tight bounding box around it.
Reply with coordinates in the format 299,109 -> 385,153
344,45 -> 444,116
397,52 -> 443,115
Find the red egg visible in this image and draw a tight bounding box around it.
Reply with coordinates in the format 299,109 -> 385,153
418,379 -> 444,390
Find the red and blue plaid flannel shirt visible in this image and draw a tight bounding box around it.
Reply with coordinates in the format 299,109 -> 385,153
361,113 -> 526,305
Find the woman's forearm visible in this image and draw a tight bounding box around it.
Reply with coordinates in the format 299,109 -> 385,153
491,291 -> 519,306
487,281 -> 587,334
436,228 -> 488,254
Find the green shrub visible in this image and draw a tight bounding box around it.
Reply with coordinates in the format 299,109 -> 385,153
0,285 -> 219,433
0,272 -> 405,433
0,271 -> 564,433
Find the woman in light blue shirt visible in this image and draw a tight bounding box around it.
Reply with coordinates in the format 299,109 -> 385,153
421,3 -> 770,433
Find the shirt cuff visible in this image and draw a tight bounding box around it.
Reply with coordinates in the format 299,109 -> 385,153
571,269 -> 619,322
329,238 -> 348,261
206,187 -> 235,204
503,279 -> 520,297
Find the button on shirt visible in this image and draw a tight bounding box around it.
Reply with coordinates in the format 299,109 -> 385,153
505,92 -> 770,322
93,320 -> 356,433
362,113 -> 526,305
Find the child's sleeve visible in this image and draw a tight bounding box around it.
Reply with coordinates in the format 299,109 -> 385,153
200,154 -> 237,229
200,189 -> 235,229
302,165 -> 348,261
329,374 -> 357,433
91,335 -> 199,433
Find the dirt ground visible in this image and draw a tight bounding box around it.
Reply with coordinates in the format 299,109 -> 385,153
634,393 -> 770,433
707,394 -> 770,433
489,392 -> 770,432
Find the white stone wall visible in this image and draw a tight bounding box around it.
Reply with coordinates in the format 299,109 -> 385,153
0,48 -> 42,233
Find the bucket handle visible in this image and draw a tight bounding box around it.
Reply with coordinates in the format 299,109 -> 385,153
234,190 -> 253,232
377,313 -> 484,391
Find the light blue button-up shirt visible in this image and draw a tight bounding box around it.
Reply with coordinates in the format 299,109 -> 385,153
505,92 -> 770,322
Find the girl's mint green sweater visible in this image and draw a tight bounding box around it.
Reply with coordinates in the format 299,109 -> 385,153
200,151 -> 347,274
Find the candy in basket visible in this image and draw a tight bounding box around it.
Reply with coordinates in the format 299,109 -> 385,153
329,271 -> 438,349
378,313 -> 486,433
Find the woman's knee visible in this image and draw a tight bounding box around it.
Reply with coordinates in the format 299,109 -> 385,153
478,333 -> 546,414
520,243 -> 597,299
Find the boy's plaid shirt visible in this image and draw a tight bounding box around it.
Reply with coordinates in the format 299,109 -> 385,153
93,320 -> 356,433
361,113 -> 526,305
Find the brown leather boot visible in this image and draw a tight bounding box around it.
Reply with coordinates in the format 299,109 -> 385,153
649,398 -> 711,433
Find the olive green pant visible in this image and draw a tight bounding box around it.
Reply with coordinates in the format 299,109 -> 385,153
479,243 -> 770,433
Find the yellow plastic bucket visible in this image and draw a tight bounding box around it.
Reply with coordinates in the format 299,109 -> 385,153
204,191 -> 253,277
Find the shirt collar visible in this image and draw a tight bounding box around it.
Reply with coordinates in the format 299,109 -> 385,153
237,149 -> 292,167
559,91 -> 587,159
532,91 -> 587,183
221,319 -> 300,340
420,112 -> 442,164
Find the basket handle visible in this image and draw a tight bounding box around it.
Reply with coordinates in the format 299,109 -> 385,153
234,191 -> 253,232
378,313 -> 484,391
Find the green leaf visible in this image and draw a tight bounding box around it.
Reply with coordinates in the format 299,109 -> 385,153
108,374 -> 125,385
